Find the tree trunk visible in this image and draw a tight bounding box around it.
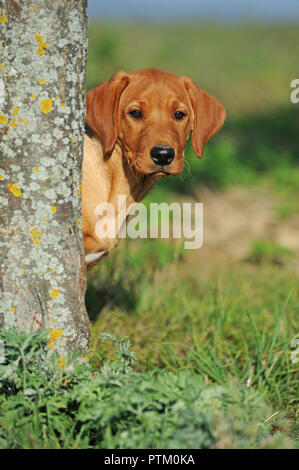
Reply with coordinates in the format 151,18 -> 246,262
0,0 -> 90,355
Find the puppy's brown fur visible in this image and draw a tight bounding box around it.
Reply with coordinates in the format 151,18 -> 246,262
82,68 -> 226,269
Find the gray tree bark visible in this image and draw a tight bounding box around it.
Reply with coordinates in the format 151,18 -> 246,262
0,0 -> 90,355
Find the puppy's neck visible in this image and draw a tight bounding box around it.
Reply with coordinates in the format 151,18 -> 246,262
85,133 -> 155,207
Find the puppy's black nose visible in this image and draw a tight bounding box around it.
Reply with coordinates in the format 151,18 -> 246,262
150,145 -> 175,166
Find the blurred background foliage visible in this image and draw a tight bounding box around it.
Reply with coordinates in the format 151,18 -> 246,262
87,23 -> 299,196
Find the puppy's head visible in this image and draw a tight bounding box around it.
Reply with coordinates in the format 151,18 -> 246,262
86,68 -> 226,178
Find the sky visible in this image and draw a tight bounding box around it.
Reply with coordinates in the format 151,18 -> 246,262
88,0 -> 299,21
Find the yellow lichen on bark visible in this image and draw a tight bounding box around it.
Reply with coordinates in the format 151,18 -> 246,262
18,117 -> 29,125
9,183 -> 22,197
48,329 -> 63,349
0,113 -> 8,124
0,11 -> 7,24
35,32 -> 49,55
40,98 -> 53,113
49,288 -> 59,298
29,229 -> 41,238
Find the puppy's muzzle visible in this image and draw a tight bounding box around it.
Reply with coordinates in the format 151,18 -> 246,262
150,145 -> 175,166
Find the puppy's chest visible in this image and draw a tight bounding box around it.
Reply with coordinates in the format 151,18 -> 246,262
95,197 -> 134,245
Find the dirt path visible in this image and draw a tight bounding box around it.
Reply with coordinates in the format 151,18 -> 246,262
184,185 -> 299,271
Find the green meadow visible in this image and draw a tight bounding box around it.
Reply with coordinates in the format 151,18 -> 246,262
1,22 -> 298,448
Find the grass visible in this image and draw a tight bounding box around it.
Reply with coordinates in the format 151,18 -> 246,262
246,240 -> 293,265
0,329 -> 297,448
87,240 -> 299,442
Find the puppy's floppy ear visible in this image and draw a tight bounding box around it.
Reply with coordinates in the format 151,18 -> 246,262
86,70 -> 129,158
182,76 -> 226,158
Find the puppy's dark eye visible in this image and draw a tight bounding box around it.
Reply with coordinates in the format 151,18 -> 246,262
174,111 -> 186,120
129,109 -> 143,119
